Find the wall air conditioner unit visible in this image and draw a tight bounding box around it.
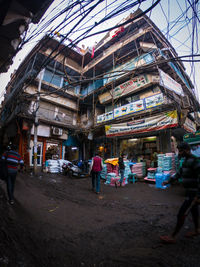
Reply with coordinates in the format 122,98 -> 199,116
182,95 -> 190,109
52,127 -> 63,136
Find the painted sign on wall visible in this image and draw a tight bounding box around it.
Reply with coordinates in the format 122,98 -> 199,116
105,110 -> 178,137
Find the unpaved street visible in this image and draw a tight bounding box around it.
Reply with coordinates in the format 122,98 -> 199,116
0,172 -> 200,267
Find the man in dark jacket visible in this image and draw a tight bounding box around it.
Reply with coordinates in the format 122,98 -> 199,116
160,142 -> 200,243
118,153 -> 126,186
2,144 -> 24,205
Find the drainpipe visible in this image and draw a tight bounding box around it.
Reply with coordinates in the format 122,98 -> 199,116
33,69 -> 44,175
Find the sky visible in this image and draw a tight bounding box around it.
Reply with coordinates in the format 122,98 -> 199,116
0,0 -> 199,102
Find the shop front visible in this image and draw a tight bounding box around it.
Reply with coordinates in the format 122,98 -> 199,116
119,135 -> 158,167
29,138 -> 63,168
62,135 -> 80,162
18,124 -> 64,169
105,110 -> 179,168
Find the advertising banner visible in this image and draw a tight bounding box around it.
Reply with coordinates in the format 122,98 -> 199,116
105,110 -> 178,137
97,93 -> 164,123
98,75 -> 149,104
183,117 -> 196,133
145,93 -> 164,109
97,111 -> 113,123
111,75 -> 148,99
104,52 -> 154,84
114,99 -> 144,118
159,69 -> 183,96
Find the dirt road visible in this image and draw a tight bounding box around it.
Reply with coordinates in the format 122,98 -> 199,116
0,172 -> 200,267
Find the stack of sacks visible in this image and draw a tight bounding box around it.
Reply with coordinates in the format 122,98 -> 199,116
163,170 -> 174,177
166,153 -> 176,173
147,168 -> 156,179
117,161 -> 132,186
156,167 -> 163,173
100,164 -> 107,180
131,163 -> 143,178
157,154 -> 164,168
110,176 -> 120,186
175,155 -> 179,172
142,162 -> 146,177
46,160 -> 60,173
106,163 -> 119,176
112,164 -> 119,176
106,163 -> 113,173
104,158 -> 119,176
105,172 -> 117,185
163,156 -> 172,171
58,159 -> 71,173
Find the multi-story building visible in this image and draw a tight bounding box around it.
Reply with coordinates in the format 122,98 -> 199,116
0,9 -> 199,169
78,9 -> 200,160
0,36 -> 82,168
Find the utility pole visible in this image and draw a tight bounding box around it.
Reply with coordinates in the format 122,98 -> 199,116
33,69 -> 44,175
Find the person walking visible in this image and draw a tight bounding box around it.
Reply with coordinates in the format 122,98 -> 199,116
160,142 -> 200,244
2,144 -> 24,205
118,153 -> 126,186
90,152 -> 103,194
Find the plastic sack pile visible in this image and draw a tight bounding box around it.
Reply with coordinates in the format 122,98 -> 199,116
103,159 -> 131,186
45,159 -> 71,173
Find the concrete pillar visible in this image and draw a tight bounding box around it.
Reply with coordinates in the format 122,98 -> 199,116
159,130 -> 171,153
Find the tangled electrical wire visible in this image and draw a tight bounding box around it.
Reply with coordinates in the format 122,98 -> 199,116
1,0 -> 200,114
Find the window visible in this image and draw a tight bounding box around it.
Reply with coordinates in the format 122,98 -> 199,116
121,94 -> 140,106
43,69 -> 63,87
152,86 -> 160,93
105,101 -> 121,113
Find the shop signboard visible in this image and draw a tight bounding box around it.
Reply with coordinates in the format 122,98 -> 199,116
105,110 -> 178,137
183,131 -> 200,144
98,91 -> 112,104
168,61 -> 191,92
97,111 -> 114,123
114,99 -> 144,118
97,93 -> 164,123
103,52 -> 154,84
183,117 -> 196,133
159,69 -> 183,96
99,74 -> 154,104
145,93 -> 164,109
111,75 -> 148,99
31,124 -> 50,137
